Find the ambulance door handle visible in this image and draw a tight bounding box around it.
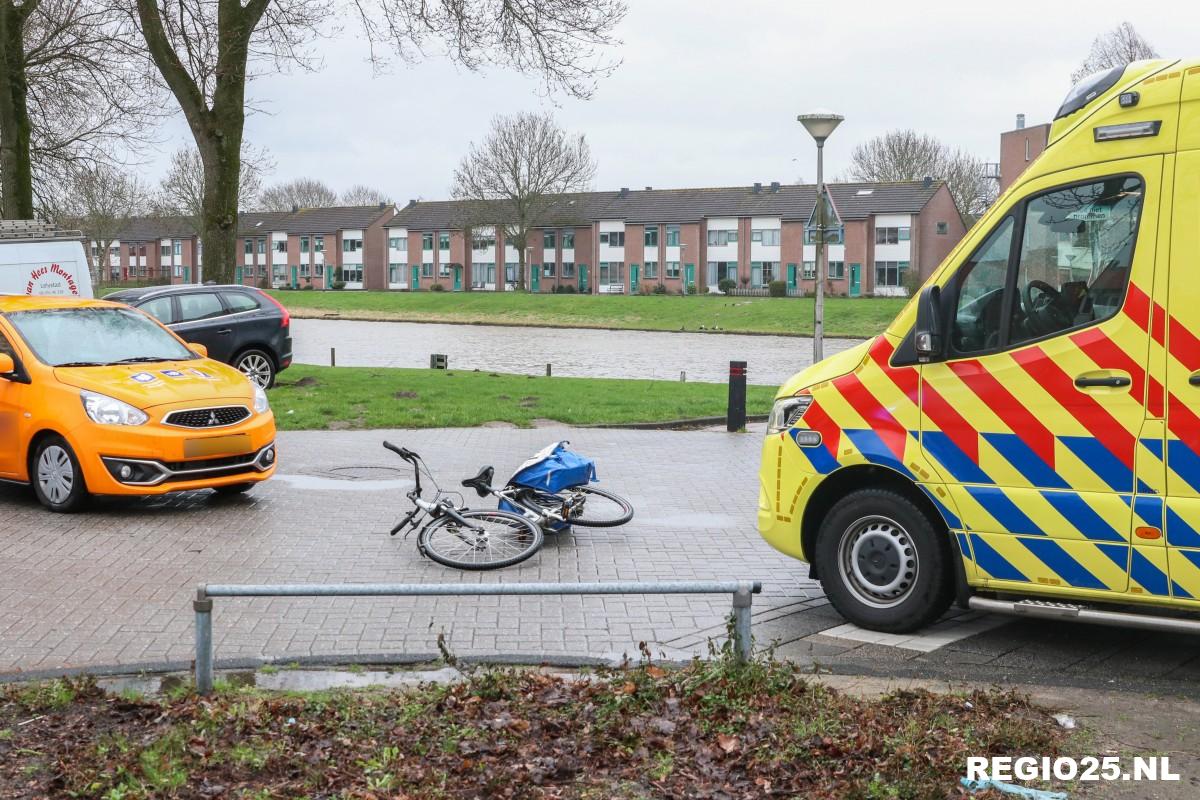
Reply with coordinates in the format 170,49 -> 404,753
1074,373 -> 1130,389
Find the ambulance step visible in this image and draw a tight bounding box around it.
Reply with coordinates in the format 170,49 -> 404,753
968,596 -> 1200,635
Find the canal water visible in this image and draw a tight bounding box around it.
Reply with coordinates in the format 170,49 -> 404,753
290,318 -> 862,386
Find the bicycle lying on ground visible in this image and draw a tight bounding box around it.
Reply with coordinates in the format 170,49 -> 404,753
383,440 -> 633,570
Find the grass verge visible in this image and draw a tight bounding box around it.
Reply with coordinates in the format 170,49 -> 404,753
268,364 -> 777,430
1,658 -> 1067,799
269,289 -> 905,338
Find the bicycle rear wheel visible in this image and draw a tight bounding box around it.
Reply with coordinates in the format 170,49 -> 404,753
564,486 -> 634,527
418,510 -> 543,570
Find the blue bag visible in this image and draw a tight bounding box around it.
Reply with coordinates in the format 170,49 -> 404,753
507,441 -> 597,492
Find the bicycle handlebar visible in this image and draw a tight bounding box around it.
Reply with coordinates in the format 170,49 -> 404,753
382,440 -> 417,461
390,507 -> 419,535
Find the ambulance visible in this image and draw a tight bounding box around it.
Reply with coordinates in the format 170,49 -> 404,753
759,59 -> 1200,633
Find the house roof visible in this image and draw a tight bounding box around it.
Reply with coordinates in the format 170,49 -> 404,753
387,181 -> 950,230
106,204 -> 396,241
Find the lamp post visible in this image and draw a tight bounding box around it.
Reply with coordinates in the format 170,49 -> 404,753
679,242 -> 687,294
797,109 -> 843,362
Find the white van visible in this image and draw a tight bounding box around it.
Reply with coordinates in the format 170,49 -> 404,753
0,221 -> 94,299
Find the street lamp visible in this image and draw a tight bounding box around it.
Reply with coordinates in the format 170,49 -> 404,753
678,242 -> 687,295
798,109 -> 843,362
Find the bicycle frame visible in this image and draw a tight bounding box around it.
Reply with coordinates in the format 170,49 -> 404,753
383,442 -> 484,537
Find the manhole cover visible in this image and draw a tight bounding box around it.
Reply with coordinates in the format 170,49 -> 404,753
325,465 -> 407,481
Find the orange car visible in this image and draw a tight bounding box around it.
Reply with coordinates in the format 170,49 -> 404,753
0,295 -> 276,512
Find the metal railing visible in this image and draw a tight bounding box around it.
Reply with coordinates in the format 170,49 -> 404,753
193,580 -> 762,694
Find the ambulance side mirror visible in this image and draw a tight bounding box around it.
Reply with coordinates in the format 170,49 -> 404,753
914,285 -> 944,362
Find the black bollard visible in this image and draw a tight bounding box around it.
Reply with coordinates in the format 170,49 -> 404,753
727,361 -> 747,432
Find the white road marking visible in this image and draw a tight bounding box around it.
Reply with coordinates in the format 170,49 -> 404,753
814,612 -> 1012,653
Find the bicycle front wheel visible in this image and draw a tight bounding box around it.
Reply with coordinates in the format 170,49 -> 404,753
418,510 -> 544,570
564,486 -> 634,528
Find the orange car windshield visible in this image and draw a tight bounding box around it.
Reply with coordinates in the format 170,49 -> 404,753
6,306 -> 196,367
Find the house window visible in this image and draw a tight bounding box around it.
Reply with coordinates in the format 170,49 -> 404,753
505,263 -> 517,282
802,261 -> 816,280
829,261 -> 845,279
390,236 -> 408,251
807,226 -> 844,245
707,229 -> 738,246
256,239 -> 266,255
599,261 -> 624,286
561,230 -> 575,249
422,232 -> 434,251
936,221 -> 949,235
314,235 -> 324,253
472,232 -> 495,251
438,232 -> 450,250
301,236 -> 309,253
439,263 -> 450,277
643,261 -> 658,279
173,241 -> 182,256
388,263 -> 404,283
875,227 -> 911,244
315,264 -> 324,278
275,240 -> 287,253
160,244 -> 170,258
422,262 -> 434,277
874,260 -> 907,287
543,262 -> 556,277
665,225 -> 681,247
174,265 -> 182,278
245,264 -> 255,278
666,261 -> 680,278
472,263 -> 495,286
301,263 -> 310,277
561,262 -> 575,278
644,225 -> 658,247
599,231 -> 625,246
752,229 -> 781,246
342,237 -> 362,253
543,230 -> 556,250
341,263 -> 363,283
751,261 -> 776,287
244,240 -> 253,256
706,261 -> 737,285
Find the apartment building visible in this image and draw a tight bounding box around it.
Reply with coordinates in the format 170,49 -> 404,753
94,204 -> 396,287
386,180 -> 965,297
235,204 -> 396,290
999,114 -> 1051,191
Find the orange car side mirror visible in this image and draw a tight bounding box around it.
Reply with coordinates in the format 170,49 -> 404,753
0,353 -> 14,376
189,343 -> 208,358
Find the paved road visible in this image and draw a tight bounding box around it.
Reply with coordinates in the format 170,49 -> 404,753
1,425 -> 1199,696
290,318 -> 861,385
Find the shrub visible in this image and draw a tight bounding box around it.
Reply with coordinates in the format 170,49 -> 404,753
652,283 -> 668,295
902,268 -> 924,298
718,278 -> 736,295
685,283 -> 697,295
768,280 -> 787,298
331,280 -> 346,291
301,283 -> 314,290
553,284 -> 577,294
430,282 -> 446,292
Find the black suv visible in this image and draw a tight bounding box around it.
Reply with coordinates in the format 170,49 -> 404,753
105,284 -> 292,388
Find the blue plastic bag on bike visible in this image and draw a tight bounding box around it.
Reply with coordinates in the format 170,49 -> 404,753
507,441 -> 597,492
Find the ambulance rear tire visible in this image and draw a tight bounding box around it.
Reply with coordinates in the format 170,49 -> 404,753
814,487 -> 953,634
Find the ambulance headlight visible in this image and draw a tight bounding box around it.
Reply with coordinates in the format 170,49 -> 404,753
767,395 -> 812,434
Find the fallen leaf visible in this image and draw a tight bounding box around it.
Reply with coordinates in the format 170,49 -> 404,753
717,733 -> 740,753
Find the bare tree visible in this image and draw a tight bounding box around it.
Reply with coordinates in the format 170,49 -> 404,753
341,183 -> 389,206
1072,22 -> 1158,83
55,163 -> 149,282
0,0 -> 157,219
128,0 -> 626,284
152,144 -> 271,227
452,111 -> 595,291
257,177 -> 339,211
844,129 -> 995,221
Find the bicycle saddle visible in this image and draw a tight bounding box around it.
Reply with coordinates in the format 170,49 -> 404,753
461,466 -> 495,497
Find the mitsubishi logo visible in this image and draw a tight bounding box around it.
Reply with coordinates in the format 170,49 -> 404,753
207,411 -> 220,426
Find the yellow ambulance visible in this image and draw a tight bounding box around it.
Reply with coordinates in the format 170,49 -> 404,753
759,58 -> 1200,633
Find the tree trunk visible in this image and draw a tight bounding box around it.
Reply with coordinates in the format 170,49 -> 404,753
197,130 -> 242,284
0,1 -> 35,219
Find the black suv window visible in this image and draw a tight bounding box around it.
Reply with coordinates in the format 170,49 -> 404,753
949,175 -> 1142,354
139,295 -> 176,324
222,292 -> 260,313
177,292 -> 226,322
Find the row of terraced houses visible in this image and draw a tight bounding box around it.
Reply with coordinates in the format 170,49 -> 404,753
94,180 -> 966,297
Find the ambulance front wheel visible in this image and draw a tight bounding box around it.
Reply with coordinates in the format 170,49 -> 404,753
813,487 -> 954,634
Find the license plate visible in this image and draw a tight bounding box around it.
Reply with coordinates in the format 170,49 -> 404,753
184,434 -> 252,458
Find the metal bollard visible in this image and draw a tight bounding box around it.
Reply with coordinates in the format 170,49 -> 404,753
731,582 -> 754,663
727,361 -> 747,432
680,370 -> 686,382
546,363 -> 552,377
430,354 -> 448,370
194,587 -> 214,695
330,347 -> 336,367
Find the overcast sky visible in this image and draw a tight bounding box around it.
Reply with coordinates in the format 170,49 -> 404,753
144,2 -> 1193,202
